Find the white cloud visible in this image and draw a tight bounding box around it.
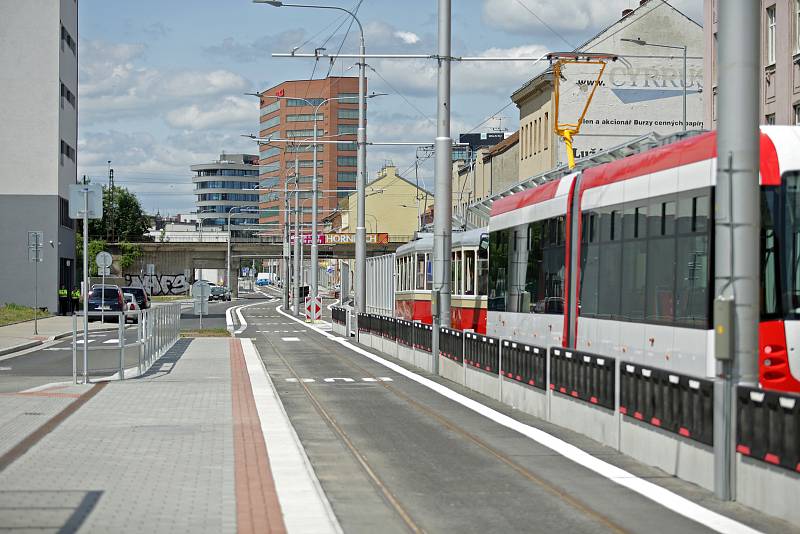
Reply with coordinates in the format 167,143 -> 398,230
166,96 -> 258,130
394,31 -> 421,45
79,39 -> 251,123
482,0 -> 702,36
370,43 -> 549,98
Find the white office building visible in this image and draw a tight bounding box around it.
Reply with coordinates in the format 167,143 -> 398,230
0,0 -> 79,311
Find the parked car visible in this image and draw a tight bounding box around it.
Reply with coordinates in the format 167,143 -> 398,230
87,285 -> 125,321
209,286 -> 231,301
123,293 -> 140,323
121,286 -> 151,309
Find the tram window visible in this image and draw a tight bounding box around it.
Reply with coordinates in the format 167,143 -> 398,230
416,254 -> 426,290
580,235 -> 600,317
426,253 -> 433,288
477,245 -> 489,296
452,250 -> 462,295
488,229 -> 510,311
646,236 -> 676,323
598,233 -> 622,319
675,234 -> 709,327
620,240 -> 647,321
464,250 -> 476,295
526,222 -> 543,310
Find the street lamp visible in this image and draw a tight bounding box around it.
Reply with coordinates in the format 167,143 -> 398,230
254,0 -> 369,318
621,37 -> 688,131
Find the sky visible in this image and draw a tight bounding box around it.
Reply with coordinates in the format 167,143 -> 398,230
76,0 -> 703,215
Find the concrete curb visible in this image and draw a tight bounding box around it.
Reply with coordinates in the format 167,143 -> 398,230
0,340 -> 42,357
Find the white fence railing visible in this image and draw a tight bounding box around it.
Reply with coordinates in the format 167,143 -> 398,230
72,303 -> 181,383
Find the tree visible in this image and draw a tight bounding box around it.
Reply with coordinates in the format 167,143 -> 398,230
75,238 -> 108,276
88,186 -> 151,242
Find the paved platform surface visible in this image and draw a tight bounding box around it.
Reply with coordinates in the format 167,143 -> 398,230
244,300 -> 798,534
0,336 -> 337,533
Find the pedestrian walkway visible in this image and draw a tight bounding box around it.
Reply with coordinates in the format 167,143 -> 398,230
0,336 -> 339,533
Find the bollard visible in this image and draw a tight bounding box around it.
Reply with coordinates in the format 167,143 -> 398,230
72,312 -> 77,384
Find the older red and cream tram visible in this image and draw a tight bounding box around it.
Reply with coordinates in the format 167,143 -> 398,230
395,229 -> 488,333
488,127 -> 800,392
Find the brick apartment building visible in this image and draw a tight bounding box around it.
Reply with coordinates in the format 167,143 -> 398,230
257,77 -> 365,233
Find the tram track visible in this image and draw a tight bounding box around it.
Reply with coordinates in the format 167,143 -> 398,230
248,301 -> 629,534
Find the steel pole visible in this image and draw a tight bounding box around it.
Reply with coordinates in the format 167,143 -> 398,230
293,187 -> 300,314
431,0 -> 452,374
226,209 -> 233,292
283,171 -> 290,309
683,45 -> 687,131
355,32 -> 367,316
713,0 -> 760,501
311,107 -> 319,305
82,186 -> 89,384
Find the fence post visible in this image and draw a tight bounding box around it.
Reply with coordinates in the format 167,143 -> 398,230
118,315 -> 125,380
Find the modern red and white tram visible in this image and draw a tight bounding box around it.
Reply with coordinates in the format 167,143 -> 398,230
488,127 -> 800,393
395,229 -> 489,333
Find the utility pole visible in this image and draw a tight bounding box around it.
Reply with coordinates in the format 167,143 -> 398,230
293,174 -> 301,314
713,0 -> 760,501
431,0 -> 453,373
107,161 -> 114,242
283,162 -> 292,310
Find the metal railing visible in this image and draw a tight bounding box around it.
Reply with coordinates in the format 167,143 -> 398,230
72,303 -> 181,384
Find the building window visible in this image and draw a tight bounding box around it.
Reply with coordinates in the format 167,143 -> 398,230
60,82 -> 76,108
60,140 -> 75,165
338,108 -> 359,119
260,100 -> 280,116
287,98 -> 324,107
59,197 -> 73,229
261,116 -> 280,129
337,156 -> 357,167
261,147 -> 280,158
285,128 -> 324,138
286,145 -> 324,153
796,0 -> 800,53
766,113 -> 776,125
767,5 -> 776,65
338,124 -> 357,135
261,162 -> 280,173
297,160 -> 323,168
794,104 -> 800,125
287,113 -> 323,122
337,142 -> 357,151
338,93 -> 358,103
544,112 -> 549,150
60,25 -> 76,54
337,171 -> 356,182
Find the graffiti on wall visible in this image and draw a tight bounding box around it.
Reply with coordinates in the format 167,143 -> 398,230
123,274 -> 190,295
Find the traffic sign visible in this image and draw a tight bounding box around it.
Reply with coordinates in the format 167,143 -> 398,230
98,266 -> 110,276
68,183 -> 103,219
95,251 -> 112,269
192,281 -> 210,322
27,231 -> 43,263
304,296 -> 322,322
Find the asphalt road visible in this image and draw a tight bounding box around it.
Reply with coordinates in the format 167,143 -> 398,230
0,295 -> 270,394
241,299 -> 780,534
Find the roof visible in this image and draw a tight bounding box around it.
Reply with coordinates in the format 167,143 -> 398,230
483,131 -> 519,161
364,168 -> 433,196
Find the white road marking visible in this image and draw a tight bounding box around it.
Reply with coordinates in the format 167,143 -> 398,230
0,366 -> 11,371
275,305 -> 759,534
76,339 -> 94,344
323,378 -> 355,383
43,347 -> 71,351
103,339 -> 119,344
281,337 -> 300,342
240,338 -> 341,533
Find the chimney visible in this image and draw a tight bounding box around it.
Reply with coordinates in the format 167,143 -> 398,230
622,8 -> 633,17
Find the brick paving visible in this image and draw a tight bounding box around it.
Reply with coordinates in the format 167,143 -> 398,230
0,338 -> 236,533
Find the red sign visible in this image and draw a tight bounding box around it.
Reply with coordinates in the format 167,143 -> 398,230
290,234 -> 326,245
275,88 -> 285,97
324,233 -> 389,245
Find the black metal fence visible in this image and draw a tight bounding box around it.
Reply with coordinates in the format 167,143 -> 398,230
331,306 -> 347,325
501,340 -> 546,390
396,319 -> 414,347
380,316 -> 396,340
619,362 -> 713,446
413,322 -> 432,352
439,327 -> 463,364
357,313 -> 370,333
737,386 -> 799,472
550,347 -> 615,410
464,333 -> 500,374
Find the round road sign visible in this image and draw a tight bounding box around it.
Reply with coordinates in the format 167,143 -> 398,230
95,251 -> 113,269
